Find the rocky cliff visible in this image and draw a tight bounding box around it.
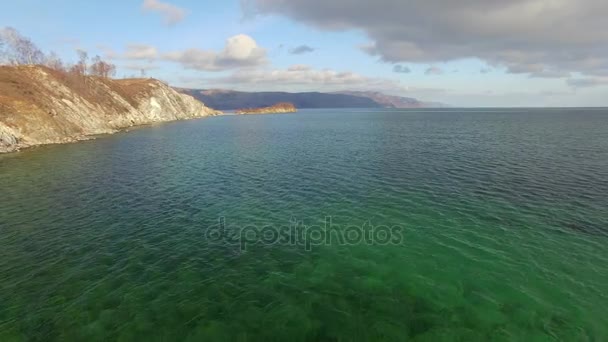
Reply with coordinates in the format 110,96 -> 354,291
235,102 -> 297,114
0,65 -> 221,153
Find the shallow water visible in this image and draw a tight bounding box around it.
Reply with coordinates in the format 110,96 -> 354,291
1,108 -> 607,340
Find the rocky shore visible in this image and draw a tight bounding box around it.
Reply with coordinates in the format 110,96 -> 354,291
0,65 -> 221,153
235,102 -> 297,114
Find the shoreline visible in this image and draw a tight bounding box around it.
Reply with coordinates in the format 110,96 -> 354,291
0,114 -> 222,154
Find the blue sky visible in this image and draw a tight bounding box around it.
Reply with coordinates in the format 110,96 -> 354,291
2,0 -> 608,107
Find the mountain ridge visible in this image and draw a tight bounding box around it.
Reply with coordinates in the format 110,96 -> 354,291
333,91 -> 447,108
176,88 -> 446,110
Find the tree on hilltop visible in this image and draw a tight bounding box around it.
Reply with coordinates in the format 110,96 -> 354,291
89,55 -> 117,78
0,26 -> 45,65
1,27 -> 117,79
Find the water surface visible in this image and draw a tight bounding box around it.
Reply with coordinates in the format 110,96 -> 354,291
1,108 -> 607,340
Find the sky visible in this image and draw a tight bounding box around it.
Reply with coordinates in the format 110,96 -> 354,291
1,0 -> 608,107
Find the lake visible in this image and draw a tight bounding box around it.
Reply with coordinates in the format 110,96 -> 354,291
1,108 -> 607,340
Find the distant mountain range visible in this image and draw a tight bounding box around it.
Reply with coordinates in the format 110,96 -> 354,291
333,91 -> 448,109
176,88 -> 446,110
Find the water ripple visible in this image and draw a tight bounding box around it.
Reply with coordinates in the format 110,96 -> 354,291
1,109 -> 608,340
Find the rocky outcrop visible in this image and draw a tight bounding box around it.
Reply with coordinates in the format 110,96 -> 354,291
0,65 -> 221,153
235,102 -> 297,114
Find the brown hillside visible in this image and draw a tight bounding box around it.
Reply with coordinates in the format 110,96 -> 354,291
0,65 -> 221,153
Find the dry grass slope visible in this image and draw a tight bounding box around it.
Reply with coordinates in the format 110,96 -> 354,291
0,65 -> 221,153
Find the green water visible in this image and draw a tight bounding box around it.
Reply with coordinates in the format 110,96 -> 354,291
1,108 -> 607,341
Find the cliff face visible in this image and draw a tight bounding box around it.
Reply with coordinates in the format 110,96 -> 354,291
0,65 -> 221,153
235,102 -> 297,115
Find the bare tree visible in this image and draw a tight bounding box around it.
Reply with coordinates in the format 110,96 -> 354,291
45,51 -> 65,71
1,27 -> 120,84
89,55 -> 116,78
68,64 -> 81,75
17,37 -> 44,65
0,36 -> 5,64
0,27 -> 19,64
89,55 -> 102,76
0,27 -> 45,65
107,63 -> 117,78
70,49 -> 88,76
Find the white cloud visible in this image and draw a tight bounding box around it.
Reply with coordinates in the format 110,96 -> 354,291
101,44 -> 158,61
287,64 -> 311,71
142,0 -> 187,26
106,35 -> 266,71
163,34 -> 267,71
182,65 -> 407,93
124,44 -> 158,60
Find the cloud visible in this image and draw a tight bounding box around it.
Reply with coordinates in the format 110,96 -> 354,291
102,44 -> 158,61
392,65 -> 410,73
105,35 -> 266,71
480,68 -> 492,74
123,62 -> 160,71
124,44 -> 158,60
163,34 -> 267,71
96,45 -> 117,59
142,0 -> 187,26
425,66 -> 443,75
289,45 -> 315,54
566,78 -> 608,88
183,65 -> 407,93
529,69 -> 571,78
287,64 -> 311,71
246,0 -> 608,77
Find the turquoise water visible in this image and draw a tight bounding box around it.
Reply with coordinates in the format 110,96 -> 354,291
1,108 -> 607,341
